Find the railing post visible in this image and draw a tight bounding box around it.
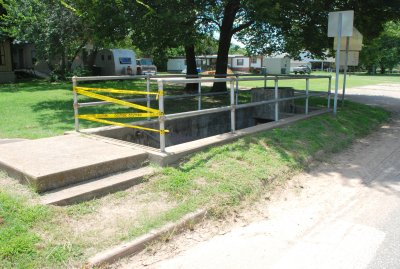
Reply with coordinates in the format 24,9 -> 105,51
146,73 -> 151,120
235,74 -> 239,105
230,79 -> 236,133
328,76 -> 332,110
264,74 -> 267,89
274,77 -> 279,121
72,76 -> 79,132
158,80 -> 166,152
305,78 -> 309,115
198,81 -> 202,110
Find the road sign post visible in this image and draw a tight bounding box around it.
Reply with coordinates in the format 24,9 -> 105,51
328,10 -> 354,116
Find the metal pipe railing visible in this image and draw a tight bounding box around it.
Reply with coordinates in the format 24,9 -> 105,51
274,78 -> 279,121
72,73 -> 332,152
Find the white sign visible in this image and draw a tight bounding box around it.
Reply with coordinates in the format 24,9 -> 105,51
334,27 -> 363,51
340,51 -> 359,66
328,10 -> 354,37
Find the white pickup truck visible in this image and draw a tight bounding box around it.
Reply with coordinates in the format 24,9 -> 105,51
293,65 -> 311,74
136,58 -> 157,75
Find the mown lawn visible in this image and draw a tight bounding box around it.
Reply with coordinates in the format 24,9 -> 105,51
0,98 -> 391,268
0,73 -> 398,139
239,71 -> 400,91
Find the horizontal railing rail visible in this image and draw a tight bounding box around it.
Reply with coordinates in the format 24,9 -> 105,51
72,73 -> 333,152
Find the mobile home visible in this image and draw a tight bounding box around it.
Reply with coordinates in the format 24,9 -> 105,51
94,49 -> 137,76
231,56 -> 250,72
167,57 -> 186,72
263,55 -> 291,75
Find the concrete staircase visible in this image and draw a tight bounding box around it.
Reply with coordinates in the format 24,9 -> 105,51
40,166 -> 155,205
0,134 -> 154,205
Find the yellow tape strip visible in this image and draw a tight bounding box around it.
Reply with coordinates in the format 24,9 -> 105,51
75,88 -> 160,114
78,115 -> 169,134
75,87 -> 159,96
79,112 -> 160,119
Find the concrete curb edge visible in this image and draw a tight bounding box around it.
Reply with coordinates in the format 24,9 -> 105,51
87,209 -> 207,267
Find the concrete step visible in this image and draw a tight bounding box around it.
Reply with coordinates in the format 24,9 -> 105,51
40,166 -> 155,206
0,134 -> 149,192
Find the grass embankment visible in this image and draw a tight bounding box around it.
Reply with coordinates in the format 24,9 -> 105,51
0,99 -> 390,268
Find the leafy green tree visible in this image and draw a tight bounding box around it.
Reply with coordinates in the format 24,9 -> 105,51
125,0 -> 204,90
1,0 -> 88,75
201,0 -> 399,91
360,21 -> 400,74
0,0 -> 135,75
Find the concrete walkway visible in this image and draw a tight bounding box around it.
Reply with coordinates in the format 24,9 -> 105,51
0,133 -> 147,192
119,83 -> 400,269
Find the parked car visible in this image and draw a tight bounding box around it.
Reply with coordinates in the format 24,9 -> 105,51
293,65 -> 311,74
136,58 -> 157,75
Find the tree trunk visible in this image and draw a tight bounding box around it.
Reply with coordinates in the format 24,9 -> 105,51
184,44 -> 199,92
61,49 -> 66,77
380,64 -> 386,74
212,0 -> 240,92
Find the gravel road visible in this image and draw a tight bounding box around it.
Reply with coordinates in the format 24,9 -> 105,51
118,83 -> 400,269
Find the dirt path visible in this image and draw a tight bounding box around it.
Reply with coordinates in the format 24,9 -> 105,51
116,83 -> 400,269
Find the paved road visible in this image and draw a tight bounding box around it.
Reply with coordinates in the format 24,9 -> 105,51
121,84 -> 400,269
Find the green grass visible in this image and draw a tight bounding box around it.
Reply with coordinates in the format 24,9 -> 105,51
0,79 -> 221,139
0,190 -> 82,268
0,98 -> 391,268
240,71 -> 400,91
145,99 -> 390,216
0,73 -> 398,139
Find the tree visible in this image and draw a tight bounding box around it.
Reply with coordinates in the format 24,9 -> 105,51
200,0 -> 399,91
125,0 -> 204,91
360,21 -> 400,74
1,0 -> 87,75
0,0 -> 134,75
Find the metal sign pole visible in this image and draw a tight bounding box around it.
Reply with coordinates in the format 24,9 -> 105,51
342,36 -> 350,107
333,13 -> 342,116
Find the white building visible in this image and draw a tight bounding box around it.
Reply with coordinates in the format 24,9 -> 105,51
167,54 -> 264,73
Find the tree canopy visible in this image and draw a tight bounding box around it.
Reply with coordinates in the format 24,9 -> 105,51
0,0 -> 398,79
360,20 -> 400,74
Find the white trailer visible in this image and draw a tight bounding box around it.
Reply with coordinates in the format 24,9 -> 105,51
94,49 -> 137,76
167,58 -> 186,72
263,56 -> 291,75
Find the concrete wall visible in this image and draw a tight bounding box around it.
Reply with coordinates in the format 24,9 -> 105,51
91,88 -> 295,148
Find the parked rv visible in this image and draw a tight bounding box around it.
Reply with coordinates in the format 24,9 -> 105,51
94,49 -> 137,76
167,57 -> 187,72
136,58 -> 157,75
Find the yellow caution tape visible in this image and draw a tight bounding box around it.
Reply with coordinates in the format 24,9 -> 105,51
75,86 -> 159,96
74,86 -> 168,134
75,87 -> 159,114
79,112 -> 160,119
78,115 -> 169,134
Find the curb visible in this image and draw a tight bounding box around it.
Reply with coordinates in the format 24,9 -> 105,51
87,209 -> 207,268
